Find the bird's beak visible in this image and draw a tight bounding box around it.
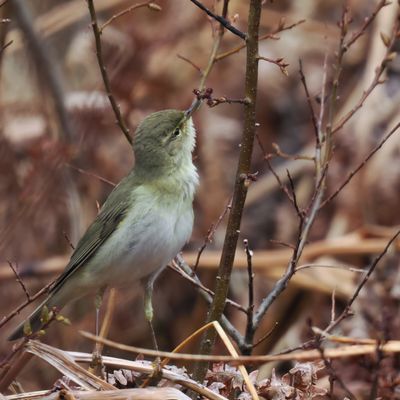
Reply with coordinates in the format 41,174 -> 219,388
184,97 -> 202,121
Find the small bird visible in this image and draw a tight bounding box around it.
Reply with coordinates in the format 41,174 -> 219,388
9,107 -> 199,340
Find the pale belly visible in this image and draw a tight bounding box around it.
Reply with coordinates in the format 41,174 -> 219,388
76,196 -> 194,289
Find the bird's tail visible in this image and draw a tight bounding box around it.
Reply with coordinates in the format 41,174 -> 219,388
8,290 -> 67,341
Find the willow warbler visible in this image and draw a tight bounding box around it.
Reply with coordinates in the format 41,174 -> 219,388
9,108 -> 198,340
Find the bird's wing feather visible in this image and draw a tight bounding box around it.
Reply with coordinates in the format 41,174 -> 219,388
50,173 -> 136,292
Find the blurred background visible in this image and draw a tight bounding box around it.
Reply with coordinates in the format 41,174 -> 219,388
0,0 -> 399,395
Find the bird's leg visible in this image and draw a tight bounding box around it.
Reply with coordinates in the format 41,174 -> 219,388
90,286 -> 107,377
143,270 -> 163,383
144,273 -> 159,352
94,286 -> 106,336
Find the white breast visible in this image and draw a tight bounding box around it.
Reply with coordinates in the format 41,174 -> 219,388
85,180 -> 195,288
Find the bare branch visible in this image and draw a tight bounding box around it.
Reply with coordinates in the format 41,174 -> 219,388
298,59 -> 319,146
244,239 -> 255,354
100,2 -> 161,32
87,0 -> 133,145
189,0 -> 246,40
193,0 -> 262,380
325,229 -> 400,333
258,55 -> 289,76
215,18 -> 305,62
344,0 -> 390,51
192,198 -> 232,273
321,121 -> 400,208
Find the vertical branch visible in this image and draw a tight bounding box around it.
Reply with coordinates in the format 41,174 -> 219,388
244,239 -> 255,347
248,3 -> 354,347
198,0 -> 230,91
87,0 -> 133,146
192,0 -> 262,383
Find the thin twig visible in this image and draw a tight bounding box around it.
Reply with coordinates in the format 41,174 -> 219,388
332,5 -> 399,134
66,163 -> 116,187
344,0 -> 389,51
325,228 -> 400,333
100,1 -> 161,32
193,198 -> 232,273
87,0 -> 132,145
174,254 -> 244,347
197,0 -> 230,91
264,155 -> 295,206
177,53 -> 203,75
271,143 -> 314,161
169,261 -> 247,313
7,261 -> 30,301
243,239 -> 255,354
258,55 -> 289,76
314,336 -> 356,400
0,38 -> 12,53
286,169 -> 303,220
321,121 -> 400,208
0,280 -> 54,330
189,0 -> 246,40
298,59 -> 319,147
215,19 -> 305,62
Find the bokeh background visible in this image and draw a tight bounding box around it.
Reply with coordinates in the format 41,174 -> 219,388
0,0 -> 399,395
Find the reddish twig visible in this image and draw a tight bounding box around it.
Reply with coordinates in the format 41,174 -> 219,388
193,198 -> 232,273
66,163 -> 116,187
258,56 -> 289,76
264,155 -> 296,206
99,1 -> 161,32
344,0 -> 390,51
0,280 -> 54,330
7,261 -> 30,301
215,18 -> 305,62
177,54 -> 203,75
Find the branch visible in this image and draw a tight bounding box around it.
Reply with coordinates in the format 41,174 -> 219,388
87,0 -> 133,145
215,18 -> 305,62
324,228 -> 400,333
192,197 -> 232,273
100,2 -> 161,32
344,0 -> 390,51
197,1 -> 230,91
258,56 -> 289,76
0,280 -> 54,330
321,121 -> 400,208
169,259 -> 247,314
192,0 -> 262,382
244,239 -> 255,354
188,0 -> 246,40
332,12 -> 399,134
174,254 -> 244,347
249,4 -> 353,342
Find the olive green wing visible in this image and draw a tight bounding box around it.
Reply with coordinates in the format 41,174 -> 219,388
50,174 -> 135,293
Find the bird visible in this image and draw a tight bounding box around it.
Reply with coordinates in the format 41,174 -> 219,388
9,107 -> 199,341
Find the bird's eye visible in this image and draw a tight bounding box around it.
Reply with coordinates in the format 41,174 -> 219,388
173,128 -> 181,137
